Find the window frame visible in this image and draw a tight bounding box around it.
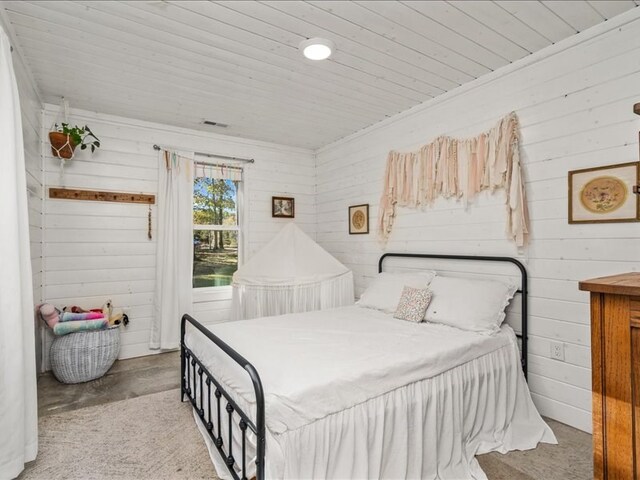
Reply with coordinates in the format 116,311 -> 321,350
192,174 -> 244,300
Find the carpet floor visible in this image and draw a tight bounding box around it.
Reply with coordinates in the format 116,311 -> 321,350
19,389 -> 218,480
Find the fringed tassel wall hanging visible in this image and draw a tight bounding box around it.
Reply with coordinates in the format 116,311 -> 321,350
378,112 -> 529,247
148,204 -> 153,240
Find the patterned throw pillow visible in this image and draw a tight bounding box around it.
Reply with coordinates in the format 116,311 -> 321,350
394,286 -> 433,323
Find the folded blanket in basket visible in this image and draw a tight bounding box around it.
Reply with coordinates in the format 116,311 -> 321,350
60,312 -> 105,322
53,319 -> 109,336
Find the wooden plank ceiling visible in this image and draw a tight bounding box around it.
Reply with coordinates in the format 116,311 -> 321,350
2,1 -> 638,149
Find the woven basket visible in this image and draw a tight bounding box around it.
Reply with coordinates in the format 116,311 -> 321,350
50,326 -> 121,384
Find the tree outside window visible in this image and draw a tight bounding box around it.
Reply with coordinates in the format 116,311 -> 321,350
192,177 -> 240,288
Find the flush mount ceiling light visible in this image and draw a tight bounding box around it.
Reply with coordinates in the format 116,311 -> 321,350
299,37 -> 335,61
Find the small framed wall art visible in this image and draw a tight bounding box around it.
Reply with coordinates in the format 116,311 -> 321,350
272,196 -> 295,218
568,161 -> 639,223
349,204 -> 369,234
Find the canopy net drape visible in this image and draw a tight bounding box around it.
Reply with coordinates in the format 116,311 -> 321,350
231,223 -> 354,320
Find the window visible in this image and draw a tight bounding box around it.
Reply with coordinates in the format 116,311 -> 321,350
192,165 -> 242,289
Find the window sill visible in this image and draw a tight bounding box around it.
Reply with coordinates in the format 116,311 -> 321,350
193,286 -> 233,303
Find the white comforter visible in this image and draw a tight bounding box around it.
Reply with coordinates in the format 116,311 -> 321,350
185,306 -> 556,479
188,306 -> 511,432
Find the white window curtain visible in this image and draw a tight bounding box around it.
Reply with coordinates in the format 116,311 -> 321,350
0,27 -> 38,478
150,150 -> 194,350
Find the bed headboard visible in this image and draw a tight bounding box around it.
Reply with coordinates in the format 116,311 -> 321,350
378,253 -> 528,380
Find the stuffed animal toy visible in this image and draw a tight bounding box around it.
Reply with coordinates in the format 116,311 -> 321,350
108,309 -> 129,326
102,300 -> 113,321
39,303 -> 60,328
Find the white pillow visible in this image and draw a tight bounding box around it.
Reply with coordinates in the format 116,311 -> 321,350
425,276 -> 517,334
358,271 -> 436,313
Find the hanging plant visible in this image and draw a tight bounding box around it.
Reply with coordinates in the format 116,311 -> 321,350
49,123 -> 100,159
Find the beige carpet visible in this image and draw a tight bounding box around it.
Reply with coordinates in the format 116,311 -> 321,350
20,389 -> 219,480
20,383 -> 592,480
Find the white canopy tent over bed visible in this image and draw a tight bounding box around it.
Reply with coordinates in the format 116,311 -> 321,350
230,223 -> 354,320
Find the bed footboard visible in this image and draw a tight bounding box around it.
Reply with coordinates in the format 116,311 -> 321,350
181,314 -> 265,480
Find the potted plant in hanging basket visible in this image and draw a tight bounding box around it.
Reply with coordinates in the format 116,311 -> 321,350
49,123 -> 100,159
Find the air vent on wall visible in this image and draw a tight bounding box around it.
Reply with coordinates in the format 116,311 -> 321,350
203,120 -> 229,128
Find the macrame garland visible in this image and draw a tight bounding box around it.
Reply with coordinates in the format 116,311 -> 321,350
378,112 -> 529,247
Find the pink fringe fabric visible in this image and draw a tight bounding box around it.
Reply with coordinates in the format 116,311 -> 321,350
378,112 -> 529,247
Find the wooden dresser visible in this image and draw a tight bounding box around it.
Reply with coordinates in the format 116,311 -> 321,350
580,273 -> 640,479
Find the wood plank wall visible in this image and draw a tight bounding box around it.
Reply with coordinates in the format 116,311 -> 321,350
41,105 -> 315,365
315,12 -> 640,433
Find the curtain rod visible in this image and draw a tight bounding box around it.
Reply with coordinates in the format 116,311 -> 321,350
152,144 -> 255,163
194,160 -> 243,171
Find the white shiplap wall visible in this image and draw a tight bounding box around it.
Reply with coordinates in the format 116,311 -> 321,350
315,9 -> 640,433
42,105 -> 315,365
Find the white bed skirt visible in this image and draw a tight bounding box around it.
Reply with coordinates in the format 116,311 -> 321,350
193,337 -> 556,480
230,271 -> 355,321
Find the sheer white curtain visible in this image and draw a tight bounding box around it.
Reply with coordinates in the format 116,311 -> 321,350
0,27 -> 38,479
150,150 -> 194,350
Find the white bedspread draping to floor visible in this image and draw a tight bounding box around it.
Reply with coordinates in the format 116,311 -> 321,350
187,307 -> 556,479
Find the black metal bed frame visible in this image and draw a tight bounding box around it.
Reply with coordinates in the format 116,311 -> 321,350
181,314 -> 265,480
181,253 -> 529,480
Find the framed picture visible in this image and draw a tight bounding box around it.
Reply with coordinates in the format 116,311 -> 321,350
272,196 -> 295,218
349,204 -> 369,234
568,161 -> 639,224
